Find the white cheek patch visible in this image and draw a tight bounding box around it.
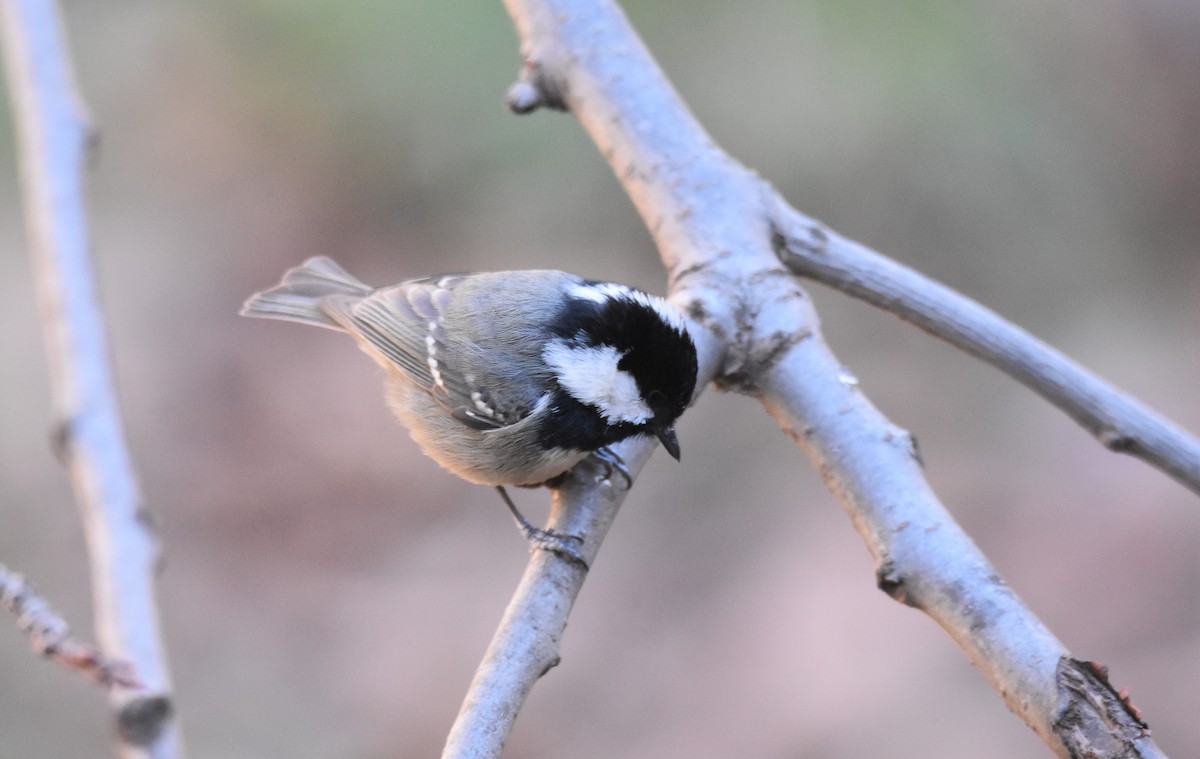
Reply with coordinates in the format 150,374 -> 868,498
566,282 -> 688,334
543,341 -> 653,425
565,282 -> 611,304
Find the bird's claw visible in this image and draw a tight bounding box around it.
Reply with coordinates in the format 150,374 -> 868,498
496,486 -> 589,569
592,447 -> 632,489
523,525 -> 588,568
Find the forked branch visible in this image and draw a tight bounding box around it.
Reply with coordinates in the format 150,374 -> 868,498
438,0 -> 1191,757
769,199 -> 1200,497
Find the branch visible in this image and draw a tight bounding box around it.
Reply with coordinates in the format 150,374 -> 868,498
1,564 -> 141,689
491,0 -> 1178,757
754,309 -> 1157,758
442,442 -> 651,759
769,200 -> 1200,497
0,2 -> 179,756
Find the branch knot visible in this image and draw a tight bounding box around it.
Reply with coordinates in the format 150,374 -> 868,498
1054,658 -> 1150,758
712,269 -> 812,394
506,60 -> 568,114
118,694 -> 174,746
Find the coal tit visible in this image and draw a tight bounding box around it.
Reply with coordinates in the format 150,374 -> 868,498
241,257 -> 698,552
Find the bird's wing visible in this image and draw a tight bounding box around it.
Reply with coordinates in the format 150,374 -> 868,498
319,276 -> 524,431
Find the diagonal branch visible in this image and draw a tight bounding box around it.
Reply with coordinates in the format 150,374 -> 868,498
0,1 -> 179,756
441,360 -> 715,758
442,228 -> 729,758
769,199 -> 1200,497
753,297 -> 1159,759
442,444 -> 648,759
1,564 -> 141,689
443,315 -> 726,759
480,1 -> 1183,758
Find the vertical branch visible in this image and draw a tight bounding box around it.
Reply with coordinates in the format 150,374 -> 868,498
0,2 -> 180,757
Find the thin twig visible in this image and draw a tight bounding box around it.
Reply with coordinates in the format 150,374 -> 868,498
442,445 -> 651,759
442,222 -> 728,758
484,0 -> 1177,757
441,270 -> 728,758
1,1 -> 179,756
769,198 -> 1200,497
1,564 -> 141,689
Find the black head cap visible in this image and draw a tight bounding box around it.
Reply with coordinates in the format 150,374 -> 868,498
548,283 -> 698,457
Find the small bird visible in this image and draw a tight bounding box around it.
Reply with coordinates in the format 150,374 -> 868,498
241,257 -> 698,557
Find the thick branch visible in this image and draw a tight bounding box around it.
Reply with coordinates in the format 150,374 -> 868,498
498,0 -> 1176,757
770,201 -> 1200,497
752,304 -> 1079,754
0,2 -> 179,756
757,307 -> 1160,757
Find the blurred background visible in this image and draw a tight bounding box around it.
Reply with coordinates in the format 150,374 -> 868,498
1,0 -> 1198,756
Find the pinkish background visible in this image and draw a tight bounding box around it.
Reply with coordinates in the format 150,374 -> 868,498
2,1 -> 1199,757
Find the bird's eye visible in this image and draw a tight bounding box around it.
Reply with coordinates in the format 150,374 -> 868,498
645,389 -> 665,405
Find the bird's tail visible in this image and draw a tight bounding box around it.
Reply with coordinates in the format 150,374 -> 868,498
240,256 -> 371,330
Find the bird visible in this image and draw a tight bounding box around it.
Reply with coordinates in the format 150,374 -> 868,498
241,256 -> 698,559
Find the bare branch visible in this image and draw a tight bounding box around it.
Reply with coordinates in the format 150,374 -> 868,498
444,351 -> 726,758
770,201 -> 1200,497
494,0 -> 1179,757
753,312 -> 1133,756
0,1 -> 180,756
1,564 -> 141,689
443,444 -> 650,759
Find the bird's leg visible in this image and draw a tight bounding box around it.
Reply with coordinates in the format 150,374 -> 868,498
495,486 -> 587,568
591,447 -> 632,489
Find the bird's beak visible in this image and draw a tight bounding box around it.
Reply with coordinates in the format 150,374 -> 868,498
654,425 -> 682,461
